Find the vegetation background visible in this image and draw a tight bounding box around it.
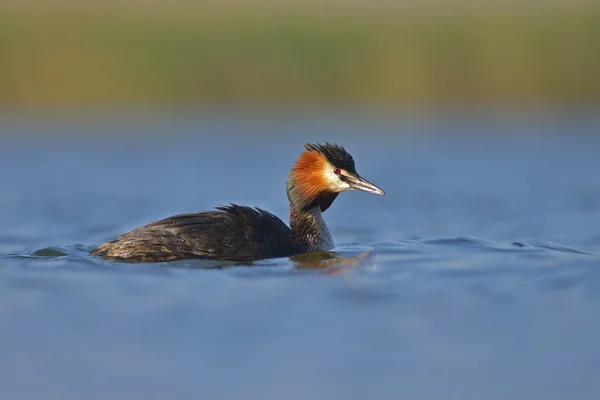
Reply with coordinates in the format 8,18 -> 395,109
0,1 -> 598,111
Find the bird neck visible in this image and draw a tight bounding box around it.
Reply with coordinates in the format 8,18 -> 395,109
289,204 -> 334,253
286,169 -> 338,253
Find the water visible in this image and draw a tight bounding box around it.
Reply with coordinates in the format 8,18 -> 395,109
1,111 -> 600,399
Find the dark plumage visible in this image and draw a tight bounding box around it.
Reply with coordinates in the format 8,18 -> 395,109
304,142 -> 356,173
90,205 -> 300,262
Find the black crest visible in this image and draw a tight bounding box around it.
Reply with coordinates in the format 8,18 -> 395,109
304,142 -> 356,173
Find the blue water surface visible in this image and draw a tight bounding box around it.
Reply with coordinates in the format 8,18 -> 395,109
1,110 -> 599,399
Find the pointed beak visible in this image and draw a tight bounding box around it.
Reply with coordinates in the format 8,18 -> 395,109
343,173 -> 385,195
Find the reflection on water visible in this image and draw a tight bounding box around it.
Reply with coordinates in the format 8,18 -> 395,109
1,112 -> 600,400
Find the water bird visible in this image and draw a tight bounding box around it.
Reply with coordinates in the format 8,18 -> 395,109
90,142 -> 384,262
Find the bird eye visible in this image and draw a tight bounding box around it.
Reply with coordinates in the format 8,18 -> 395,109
333,168 -> 341,175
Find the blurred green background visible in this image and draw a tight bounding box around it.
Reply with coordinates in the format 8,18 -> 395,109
1,1 -> 599,110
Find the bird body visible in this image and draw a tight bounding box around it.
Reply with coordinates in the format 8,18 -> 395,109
90,143 -> 384,262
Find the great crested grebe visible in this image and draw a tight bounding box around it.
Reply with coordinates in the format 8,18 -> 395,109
90,142 -> 384,262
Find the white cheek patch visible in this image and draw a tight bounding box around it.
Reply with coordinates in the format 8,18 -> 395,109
323,165 -> 351,192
